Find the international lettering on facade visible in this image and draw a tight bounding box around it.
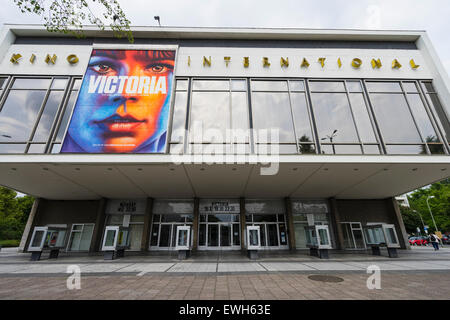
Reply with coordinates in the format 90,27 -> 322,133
117,201 -> 137,213
189,55 -> 421,70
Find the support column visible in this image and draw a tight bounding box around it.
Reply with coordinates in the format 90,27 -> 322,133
192,198 -> 199,251
18,198 -> 42,253
329,198 -> 345,250
285,197 -> 296,251
388,197 -> 411,250
240,197 -> 246,251
141,198 -> 154,251
90,198 -> 107,253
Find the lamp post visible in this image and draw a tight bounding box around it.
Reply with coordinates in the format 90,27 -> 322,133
154,16 -> 161,26
321,129 -> 338,154
426,196 -> 439,233
413,209 -> 426,234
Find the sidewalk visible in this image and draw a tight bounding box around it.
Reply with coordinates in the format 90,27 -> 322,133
1,246 -> 450,300
1,246 -> 449,275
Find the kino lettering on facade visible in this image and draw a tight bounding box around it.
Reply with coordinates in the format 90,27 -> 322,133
9,53 -> 79,65
189,56 -> 421,70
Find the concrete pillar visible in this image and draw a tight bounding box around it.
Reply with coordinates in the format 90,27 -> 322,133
141,198 -> 153,251
284,197 -> 296,251
192,198 -> 199,251
240,197 -> 246,251
388,197 -> 411,250
328,198 -> 345,250
18,198 -> 42,253
90,198 -> 107,252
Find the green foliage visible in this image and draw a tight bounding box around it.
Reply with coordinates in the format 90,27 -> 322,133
0,239 -> 21,247
0,187 -> 34,241
400,205 -> 423,235
13,0 -> 134,43
403,178 -> 450,233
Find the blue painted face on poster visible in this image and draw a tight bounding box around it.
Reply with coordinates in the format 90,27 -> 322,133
61,49 -> 175,153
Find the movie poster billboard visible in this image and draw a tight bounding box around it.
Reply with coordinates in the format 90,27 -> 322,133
61,49 -> 176,153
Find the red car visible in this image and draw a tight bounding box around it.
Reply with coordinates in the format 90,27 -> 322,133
409,236 -> 428,246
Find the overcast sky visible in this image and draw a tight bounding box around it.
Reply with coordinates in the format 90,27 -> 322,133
0,0 -> 449,74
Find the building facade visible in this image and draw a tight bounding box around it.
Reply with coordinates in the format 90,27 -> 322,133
0,25 -> 449,253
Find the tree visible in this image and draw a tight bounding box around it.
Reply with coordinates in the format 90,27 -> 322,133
400,206 -> 423,235
405,179 -> 450,234
13,0 -> 133,43
0,187 -> 34,240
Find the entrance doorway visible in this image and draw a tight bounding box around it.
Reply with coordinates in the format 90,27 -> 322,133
198,214 -> 241,250
246,214 -> 288,249
150,214 -> 193,250
341,222 -> 366,249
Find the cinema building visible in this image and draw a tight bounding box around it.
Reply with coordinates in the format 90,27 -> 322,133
0,24 -> 449,255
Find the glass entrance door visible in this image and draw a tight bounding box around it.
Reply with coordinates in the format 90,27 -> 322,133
220,224 -> 231,246
198,213 -> 240,250
341,222 -> 366,249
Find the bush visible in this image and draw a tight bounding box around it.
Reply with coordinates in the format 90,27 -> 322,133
0,239 -> 20,247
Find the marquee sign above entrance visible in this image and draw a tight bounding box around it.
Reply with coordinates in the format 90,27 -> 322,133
199,200 -> 240,214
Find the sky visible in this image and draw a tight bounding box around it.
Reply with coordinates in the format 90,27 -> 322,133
0,0 -> 449,75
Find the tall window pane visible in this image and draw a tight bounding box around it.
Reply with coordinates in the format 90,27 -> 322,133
32,91 -> 64,142
170,91 -> 187,143
291,93 -> 314,144
56,90 -> 78,142
310,93 -> 359,143
190,92 -> 230,143
348,93 -> 377,143
370,94 -> 422,143
407,94 -> 439,142
231,92 -> 249,143
0,91 -> 46,142
252,92 -> 296,143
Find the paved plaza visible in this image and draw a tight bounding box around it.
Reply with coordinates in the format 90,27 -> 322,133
1,246 -> 450,299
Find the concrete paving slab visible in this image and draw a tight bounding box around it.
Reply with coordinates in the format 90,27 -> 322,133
217,263 -> 265,272
11,264 -> 90,274
303,262 -> 364,271
168,263 -> 217,273
387,261 -> 450,270
80,263 -> 134,273
116,263 -> 174,273
260,262 -> 315,271
343,261 -> 413,271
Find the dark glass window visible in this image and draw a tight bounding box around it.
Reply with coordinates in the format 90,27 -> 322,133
370,94 -> 422,143
32,91 -> 64,142
366,82 -> 402,92
252,92 -> 296,143
291,92 -> 315,146
309,81 -> 345,92
310,93 -> 359,143
55,90 -> 78,142
170,91 -> 188,143
348,93 -> 378,143
0,90 -> 46,142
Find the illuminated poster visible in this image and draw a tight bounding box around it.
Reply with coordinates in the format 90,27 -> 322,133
61,49 -> 176,153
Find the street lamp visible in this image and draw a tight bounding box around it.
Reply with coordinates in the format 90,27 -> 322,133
321,129 -> 338,154
426,195 -> 439,233
413,209 -> 426,234
154,16 -> 161,26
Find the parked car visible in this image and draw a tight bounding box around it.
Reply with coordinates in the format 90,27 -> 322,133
408,236 -> 428,246
441,235 -> 450,244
